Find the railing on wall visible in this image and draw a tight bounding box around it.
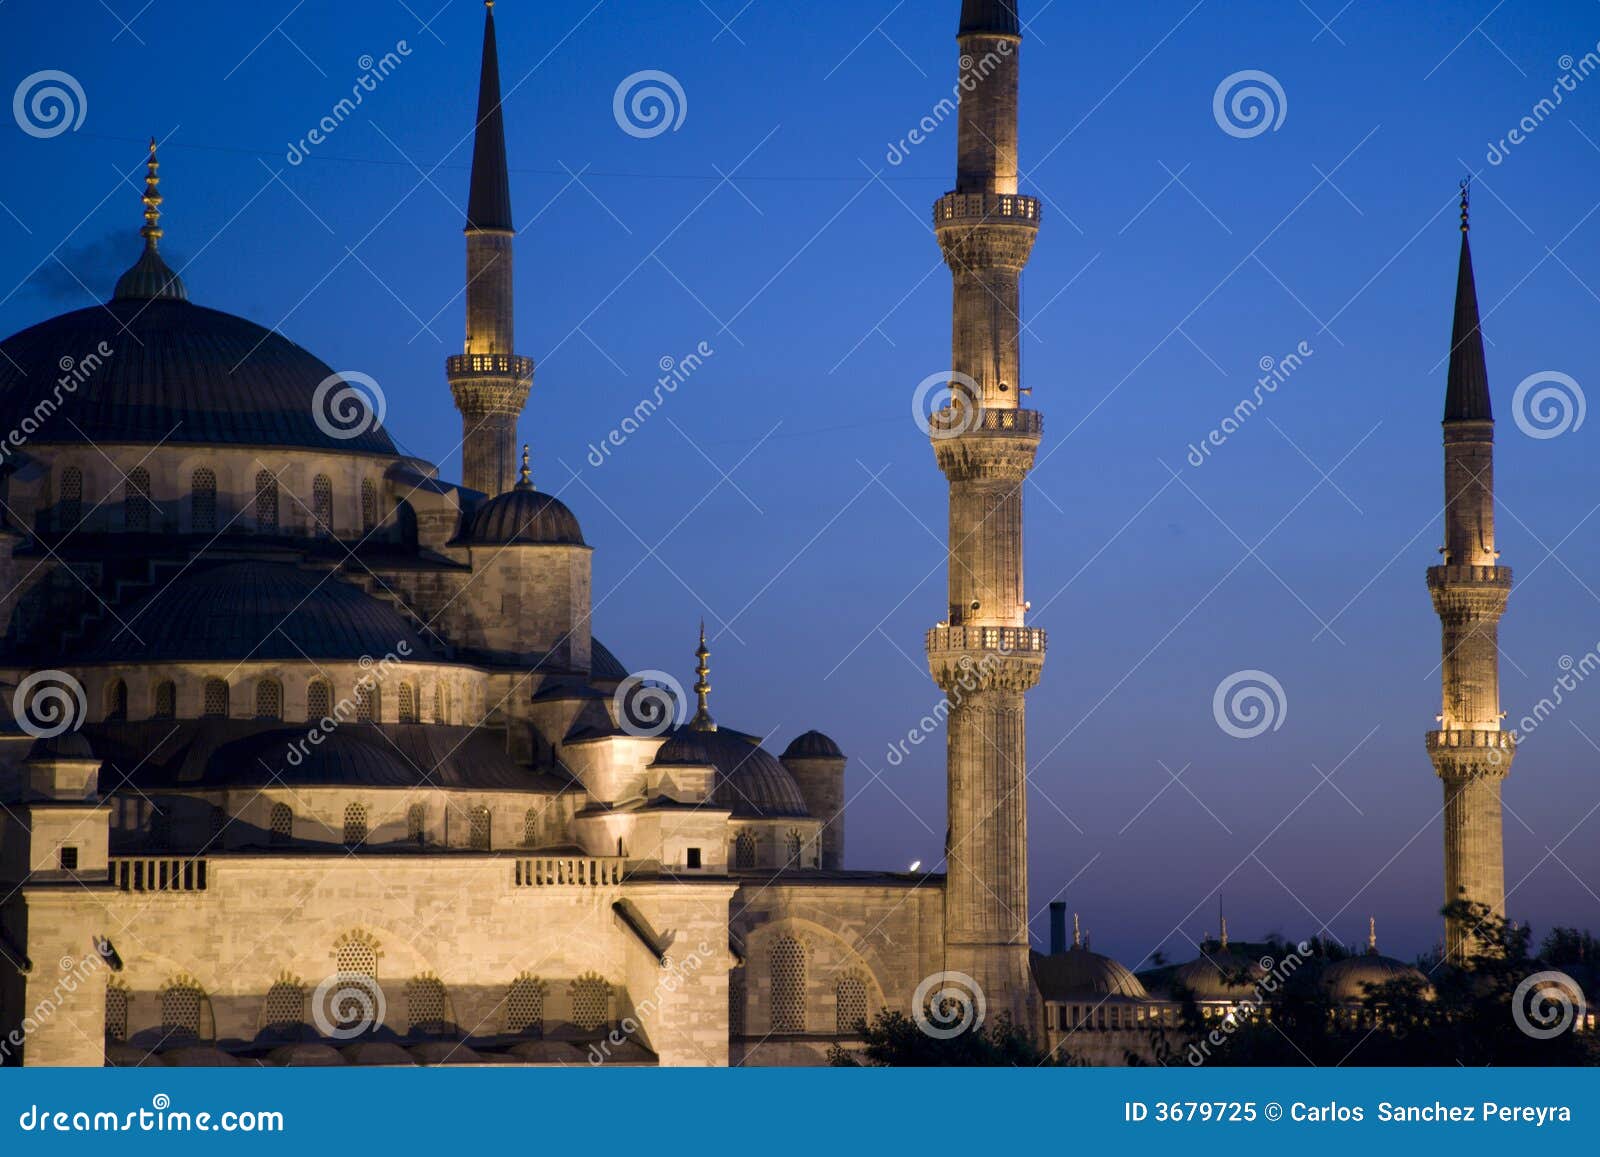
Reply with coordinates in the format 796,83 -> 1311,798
109,858 -> 208,893
513,857 -> 626,887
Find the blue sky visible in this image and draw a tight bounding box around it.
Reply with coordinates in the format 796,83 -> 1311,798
3,0 -> 1599,967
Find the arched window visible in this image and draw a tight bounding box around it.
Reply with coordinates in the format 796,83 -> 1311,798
406,804 -> 425,846
105,679 -> 128,721
153,680 -> 176,719
334,934 -> 377,979
306,678 -> 331,720
105,986 -> 129,1042
398,682 -> 418,723
468,806 -> 492,851
343,802 -> 368,846
569,974 -> 609,1032
263,980 -> 306,1033
735,830 -> 757,870
786,829 -> 803,866
406,976 -> 449,1035
269,803 -> 292,845
59,466 -> 83,530
255,678 -> 282,720
433,683 -> 446,724
506,976 -> 544,1036
191,468 -> 216,534
770,936 -> 806,1034
125,467 -> 152,532
728,968 -> 746,1037
254,470 -> 278,532
160,979 -> 205,1041
836,974 -> 868,1036
203,678 -> 229,718
355,680 -> 378,722
312,474 -> 333,535
361,480 -> 377,531
523,807 -> 541,848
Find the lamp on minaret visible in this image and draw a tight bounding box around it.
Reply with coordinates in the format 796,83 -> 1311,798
1426,178 -> 1515,961
690,623 -> 717,732
447,0 -> 534,498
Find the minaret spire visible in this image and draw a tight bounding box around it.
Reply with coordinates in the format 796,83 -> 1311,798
112,137 -> 187,302
1368,916 -> 1378,955
448,0 -> 534,497
690,622 -> 717,732
1072,912 -> 1081,949
1445,179 -> 1492,422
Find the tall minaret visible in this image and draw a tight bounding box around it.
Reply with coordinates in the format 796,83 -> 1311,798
1427,183 -> 1515,960
926,0 -> 1044,1027
448,1 -> 534,497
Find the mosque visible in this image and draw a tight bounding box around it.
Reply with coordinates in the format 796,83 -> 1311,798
0,1 -> 1544,1066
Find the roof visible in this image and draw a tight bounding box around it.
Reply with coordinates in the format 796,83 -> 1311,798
1031,949 -> 1149,1001
0,298 -> 397,455
453,486 -> 585,547
1445,229 -> 1492,422
651,730 -> 711,767
960,0 -> 1021,35
666,726 -> 809,818
781,730 -> 844,760
1170,946 -> 1268,1001
466,3 -> 513,232
1318,953 -> 1429,1002
590,638 -> 627,683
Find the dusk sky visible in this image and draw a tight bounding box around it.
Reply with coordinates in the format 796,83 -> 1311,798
3,0 -> 1598,968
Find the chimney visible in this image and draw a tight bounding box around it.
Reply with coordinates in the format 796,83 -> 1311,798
1049,902 -> 1067,955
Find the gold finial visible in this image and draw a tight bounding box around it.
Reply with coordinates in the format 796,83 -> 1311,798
690,620 -> 716,731
1072,912 -> 1082,949
516,443 -> 533,490
1368,916 -> 1378,954
1459,177 -> 1471,234
141,136 -> 162,250
1219,915 -> 1229,950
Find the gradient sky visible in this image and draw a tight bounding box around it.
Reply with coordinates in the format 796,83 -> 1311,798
3,0 -> 1599,968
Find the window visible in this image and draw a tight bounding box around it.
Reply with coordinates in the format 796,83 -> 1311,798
106,987 -> 129,1042
105,679 -> 128,721
570,975 -> 609,1033
361,480 -> 377,531
269,803 -> 292,845
523,807 -> 540,848
160,981 -> 204,1041
334,934 -> 377,978
58,846 -> 79,871
770,936 -> 805,1033
786,829 -> 803,866
686,847 -> 702,870
125,467 -> 152,532
255,678 -> 282,720
263,980 -> 305,1033
153,680 -> 176,719
407,804 -> 425,846
406,977 -> 448,1035
735,830 -> 757,869
728,969 -> 745,1036
191,468 -> 216,534
312,474 -> 333,535
355,680 -> 378,722
468,806 -> 492,851
398,682 -> 417,723
343,802 -> 368,846
306,678 -> 331,720
203,678 -> 229,718
836,975 -> 867,1035
254,470 -> 278,531
433,683 -> 446,724
506,976 -> 544,1036
59,466 -> 82,529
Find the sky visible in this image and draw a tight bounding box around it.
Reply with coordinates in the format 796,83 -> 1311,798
2,0 -> 1599,969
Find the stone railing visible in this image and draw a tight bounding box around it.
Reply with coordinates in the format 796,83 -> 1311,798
1426,729 -> 1516,751
446,353 -> 535,380
933,192 -> 1041,226
109,857 -> 208,893
513,857 -> 626,887
929,406 -> 1042,438
926,625 -> 1048,655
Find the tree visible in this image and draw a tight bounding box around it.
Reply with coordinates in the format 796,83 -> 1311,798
828,1010 -> 1067,1067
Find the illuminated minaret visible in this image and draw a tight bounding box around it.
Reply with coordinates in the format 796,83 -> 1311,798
925,0 -> 1045,1026
1427,183 -> 1515,959
448,1 -> 533,497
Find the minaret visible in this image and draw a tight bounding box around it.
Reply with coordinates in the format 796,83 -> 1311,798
1427,182 -> 1514,960
448,0 -> 533,497
926,0 -> 1044,1027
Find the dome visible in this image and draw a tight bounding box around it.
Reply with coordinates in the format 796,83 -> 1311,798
782,730 -> 844,760
0,298 -> 396,455
1319,954 -> 1429,1003
1032,949 -> 1149,1001
82,561 -> 436,663
1172,947 -> 1268,1002
651,730 -> 711,767
207,728 -> 420,788
455,486 -> 584,547
675,727 -> 808,818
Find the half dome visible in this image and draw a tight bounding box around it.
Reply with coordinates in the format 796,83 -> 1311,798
455,487 -> 584,547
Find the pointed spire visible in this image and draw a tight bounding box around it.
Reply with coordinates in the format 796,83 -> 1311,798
466,0 -> 513,232
1444,179 -> 1492,422
960,0 -> 1021,36
112,137 -> 187,302
1072,912 -> 1082,949
140,136 -> 163,250
1368,916 -> 1378,955
1220,915 -> 1229,950
515,443 -> 534,490
690,621 -> 717,732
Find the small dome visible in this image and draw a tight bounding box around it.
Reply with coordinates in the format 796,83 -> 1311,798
590,638 -> 627,683
782,730 -> 844,760
455,487 -> 584,547
661,727 -> 808,818
652,731 -> 711,767
1173,947 -> 1268,1002
1319,954 -> 1429,1003
1032,949 -> 1149,1001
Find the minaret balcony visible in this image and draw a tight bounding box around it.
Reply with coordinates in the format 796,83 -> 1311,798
1426,729 -> 1515,780
933,192 -> 1041,227
926,625 -> 1046,694
447,353 -> 535,381
1427,565 -> 1512,622
929,406 -> 1042,439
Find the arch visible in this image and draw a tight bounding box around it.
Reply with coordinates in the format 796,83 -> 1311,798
261,978 -> 306,1035
105,983 -> 130,1042
306,677 -> 332,720
343,802 -> 368,846
255,677 -> 283,720
153,679 -> 176,720
254,469 -> 279,532
269,803 -> 292,845
770,936 -> 806,1033
506,975 -> 545,1036
159,976 -> 208,1042
105,678 -> 128,721
398,681 -> 418,724
190,467 -> 217,534
125,466 -> 152,532
202,678 -> 229,718
59,465 -> 83,530
735,830 -> 757,870
468,805 -> 492,851
569,974 -> 610,1032
312,473 -> 333,536
406,804 -> 426,846
355,680 -> 378,722
361,479 -> 377,532
836,973 -> 868,1036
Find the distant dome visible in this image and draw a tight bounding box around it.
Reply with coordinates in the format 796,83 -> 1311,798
1173,947 -> 1268,1002
455,486 -> 584,547
1319,954 -> 1429,1003
782,730 -> 844,760
1032,948 -> 1149,1001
